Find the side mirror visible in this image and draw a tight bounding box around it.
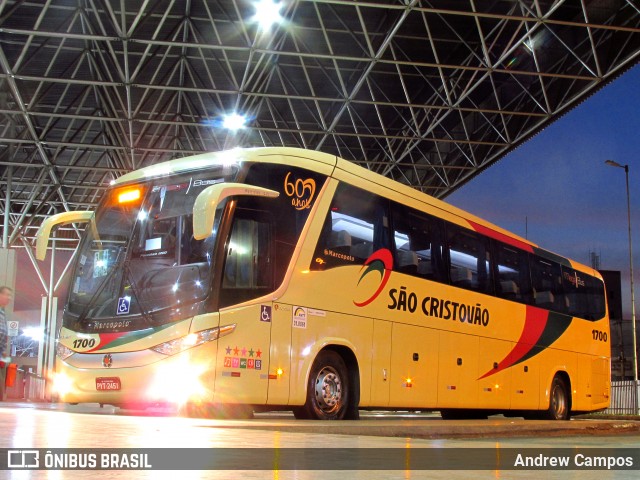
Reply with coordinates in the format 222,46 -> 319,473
193,183 -> 279,240
36,211 -> 94,260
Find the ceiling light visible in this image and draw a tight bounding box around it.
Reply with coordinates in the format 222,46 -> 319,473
222,113 -> 248,130
253,0 -> 284,30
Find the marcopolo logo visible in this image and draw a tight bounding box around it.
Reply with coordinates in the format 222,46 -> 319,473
353,249 -> 393,307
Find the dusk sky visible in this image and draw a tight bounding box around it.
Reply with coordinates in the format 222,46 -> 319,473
448,64 -> 640,319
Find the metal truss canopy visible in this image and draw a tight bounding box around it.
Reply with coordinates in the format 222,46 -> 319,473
1,0 -> 640,251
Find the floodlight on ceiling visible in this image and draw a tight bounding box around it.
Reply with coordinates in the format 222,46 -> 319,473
253,0 -> 284,30
22,327 -> 44,341
222,113 -> 248,131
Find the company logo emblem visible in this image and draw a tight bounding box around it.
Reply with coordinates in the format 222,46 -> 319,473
354,249 -> 393,307
293,306 -> 307,328
102,354 -> 113,368
7,450 -> 39,468
284,172 -> 316,210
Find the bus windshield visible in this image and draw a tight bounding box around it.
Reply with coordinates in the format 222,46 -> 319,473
64,168 -> 237,333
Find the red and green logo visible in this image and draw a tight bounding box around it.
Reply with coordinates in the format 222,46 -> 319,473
354,249 -> 393,307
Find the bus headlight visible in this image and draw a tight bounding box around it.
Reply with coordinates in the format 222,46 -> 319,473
150,324 -> 236,356
52,372 -> 74,397
56,342 -> 75,361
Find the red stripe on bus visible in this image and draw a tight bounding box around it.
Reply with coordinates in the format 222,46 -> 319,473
478,306 -> 547,379
86,332 -> 128,353
468,220 -> 534,253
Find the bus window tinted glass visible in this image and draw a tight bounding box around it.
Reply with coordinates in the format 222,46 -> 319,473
312,183 -> 389,269
530,256 -> 566,312
220,210 -> 274,306
219,163 -> 326,308
391,203 -> 445,281
447,226 -> 493,294
496,244 -> 532,304
562,267 -> 606,320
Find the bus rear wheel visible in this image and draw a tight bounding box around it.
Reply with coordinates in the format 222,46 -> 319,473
544,376 -> 571,420
294,350 -> 351,420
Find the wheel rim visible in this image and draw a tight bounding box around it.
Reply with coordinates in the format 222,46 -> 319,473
551,383 -> 567,419
314,366 -> 343,414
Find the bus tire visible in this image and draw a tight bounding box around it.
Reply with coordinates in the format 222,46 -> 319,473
544,376 -> 571,420
294,350 -> 351,420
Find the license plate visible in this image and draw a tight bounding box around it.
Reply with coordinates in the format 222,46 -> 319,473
96,377 -> 121,391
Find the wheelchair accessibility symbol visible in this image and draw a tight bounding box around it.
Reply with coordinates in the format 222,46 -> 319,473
260,305 -> 271,323
117,296 -> 131,315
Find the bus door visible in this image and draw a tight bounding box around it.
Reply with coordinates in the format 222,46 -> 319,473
215,207 -> 274,405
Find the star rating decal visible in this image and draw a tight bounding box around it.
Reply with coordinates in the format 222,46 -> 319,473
223,345 -> 264,371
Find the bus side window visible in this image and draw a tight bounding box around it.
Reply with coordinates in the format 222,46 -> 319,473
312,184 -> 389,270
585,275 -> 606,320
390,203 -> 445,281
446,225 -> 494,295
495,243 -> 533,304
530,256 -> 566,313
561,267 -> 605,320
220,209 -> 274,308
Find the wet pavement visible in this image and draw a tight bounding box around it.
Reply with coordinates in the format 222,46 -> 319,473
0,402 -> 638,479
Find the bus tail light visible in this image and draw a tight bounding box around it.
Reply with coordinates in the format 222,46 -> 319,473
150,324 -> 236,356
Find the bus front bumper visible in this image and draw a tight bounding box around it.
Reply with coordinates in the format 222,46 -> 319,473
52,348 -> 216,406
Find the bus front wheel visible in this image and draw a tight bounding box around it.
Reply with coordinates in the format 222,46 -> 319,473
294,350 -> 351,420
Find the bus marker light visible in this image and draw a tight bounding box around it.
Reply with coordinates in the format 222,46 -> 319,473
276,368 -> 284,376
268,374 -> 278,380
117,188 -> 141,204
405,378 -> 413,388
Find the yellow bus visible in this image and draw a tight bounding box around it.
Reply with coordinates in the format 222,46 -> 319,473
37,147 -> 609,420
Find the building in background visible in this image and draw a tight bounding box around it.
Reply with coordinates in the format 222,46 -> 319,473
601,270 -> 637,380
